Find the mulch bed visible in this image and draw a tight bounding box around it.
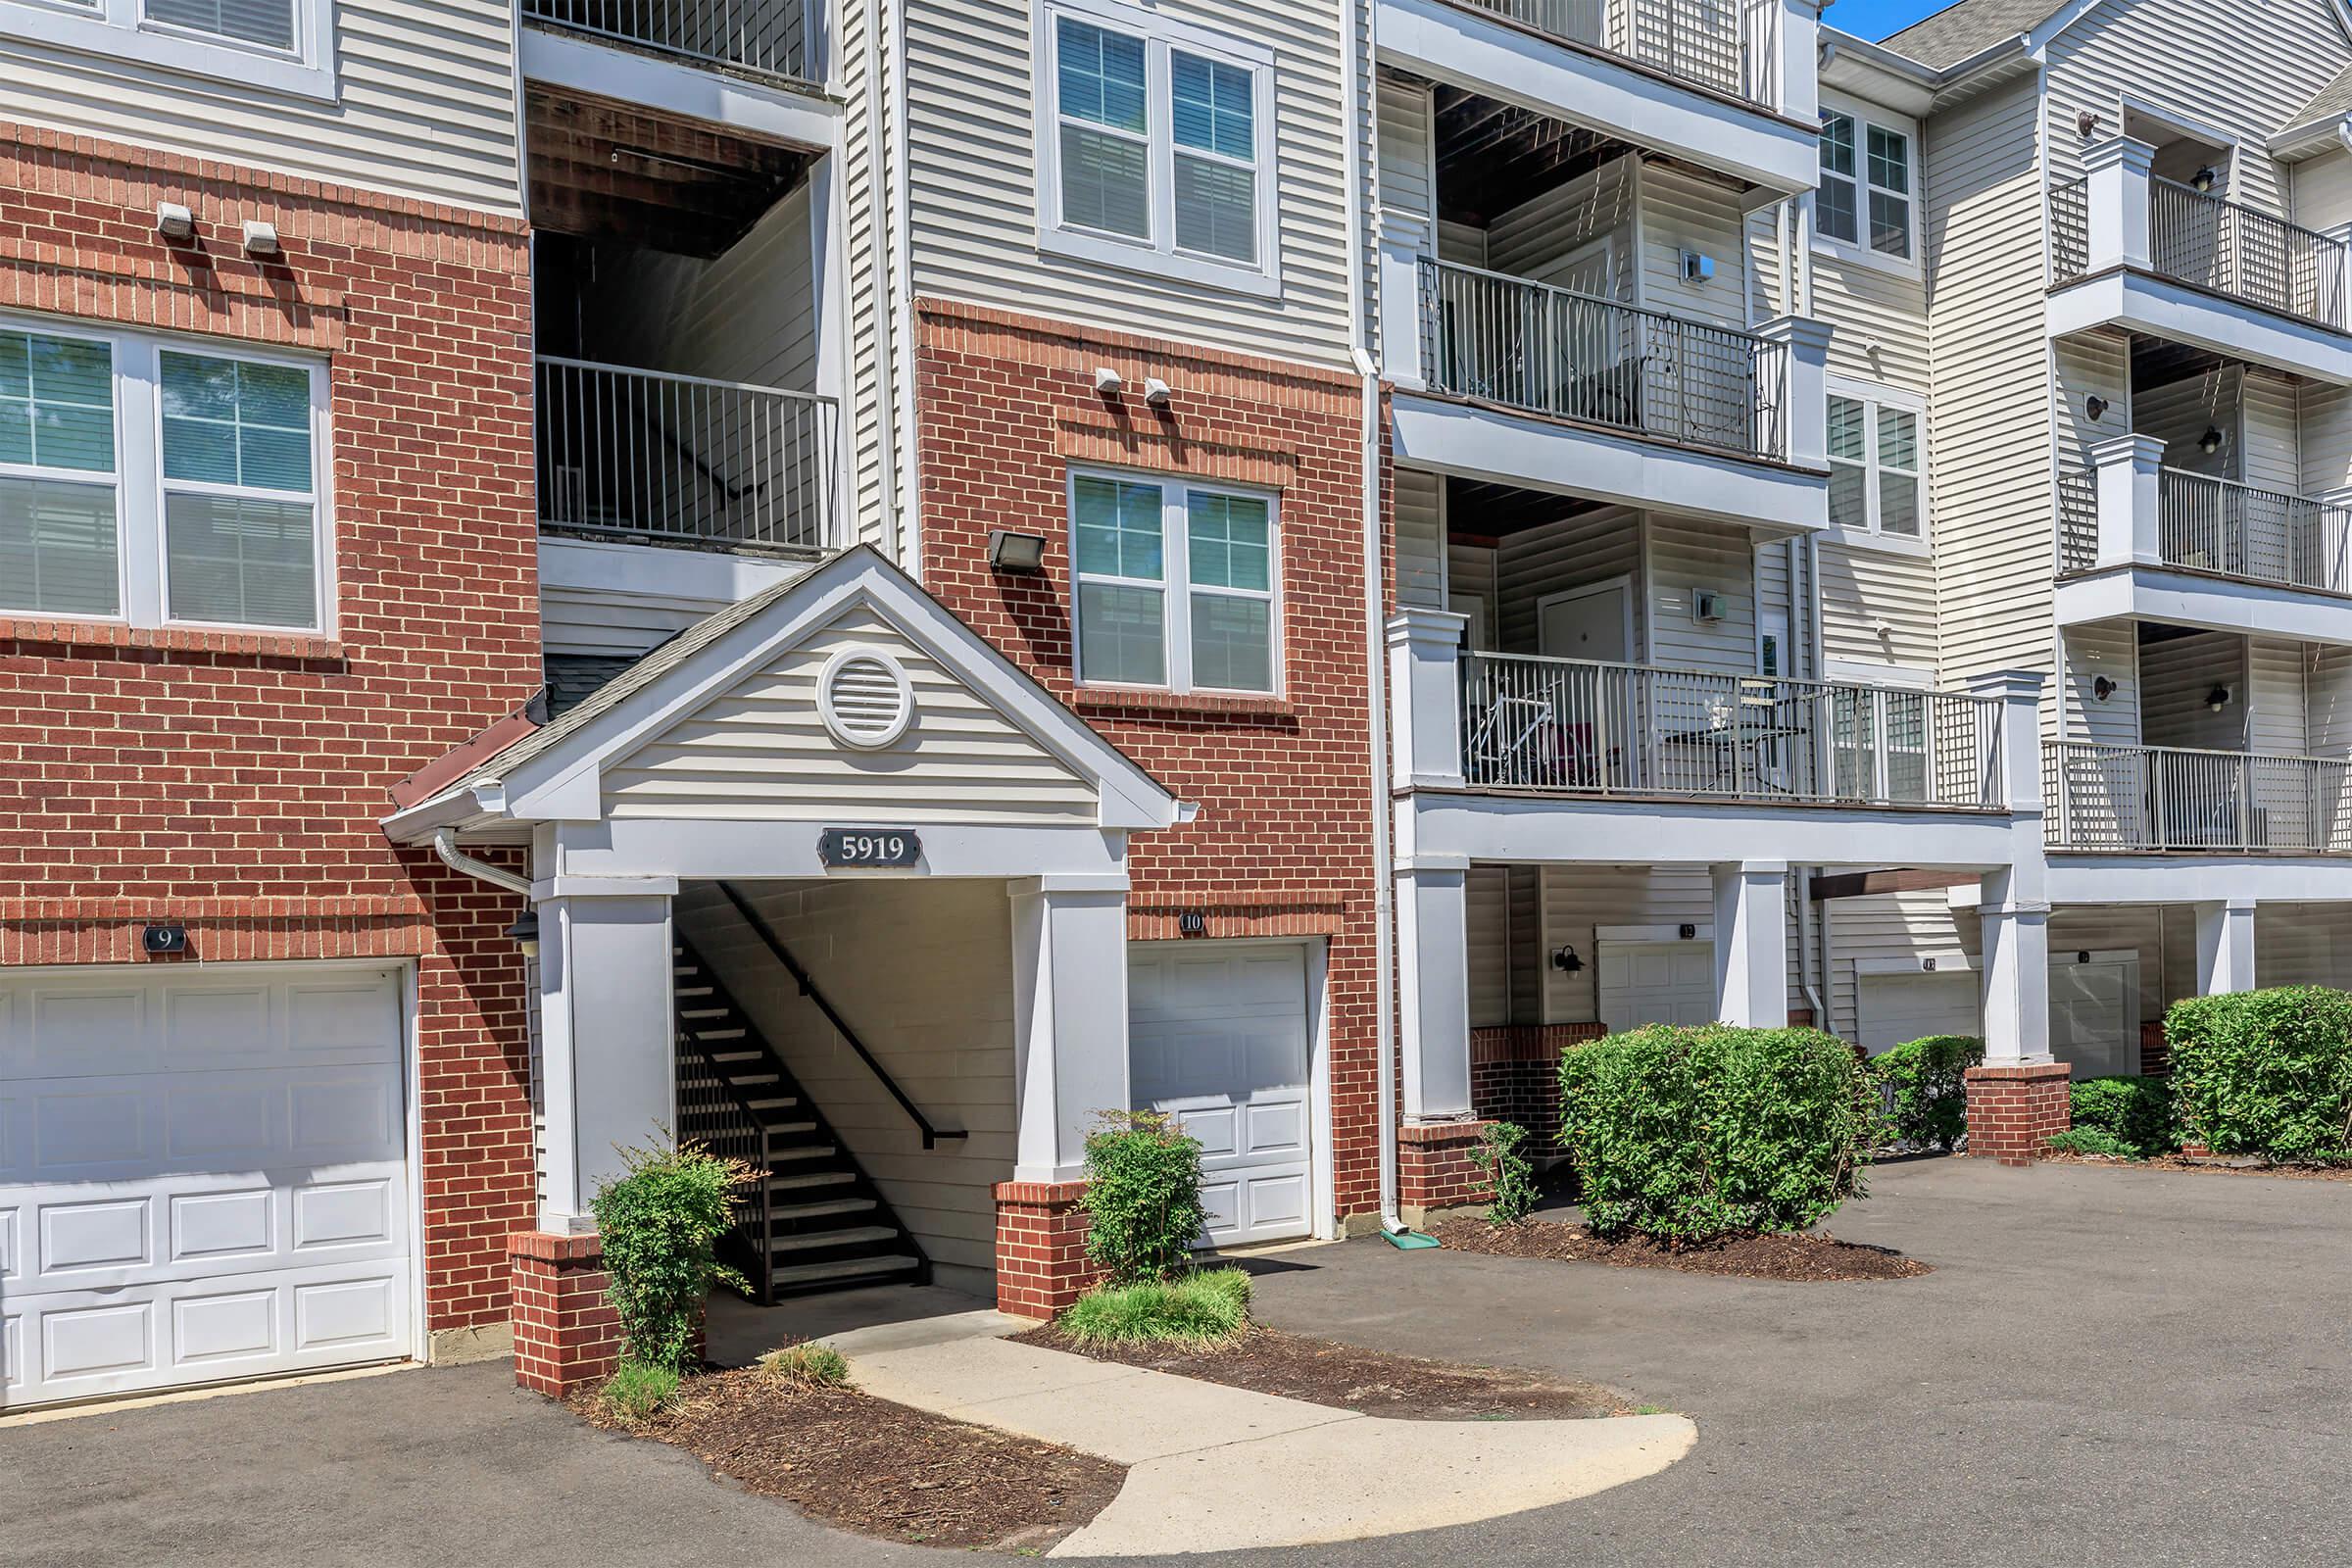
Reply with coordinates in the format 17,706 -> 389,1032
1429,1215 -> 1931,1281
574,1366 -> 1125,1553
1009,1322 -> 1630,1419
2045,1152 -> 2352,1182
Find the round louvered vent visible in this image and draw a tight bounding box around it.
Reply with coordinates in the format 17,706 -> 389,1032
818,645 -> 915,749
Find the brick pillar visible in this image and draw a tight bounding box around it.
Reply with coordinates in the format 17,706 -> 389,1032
1396,1120 -> 1496,1224
508,1231 -> 620,1396
993,1180 -> 1100,1319
1964,1062 -> 2074,1166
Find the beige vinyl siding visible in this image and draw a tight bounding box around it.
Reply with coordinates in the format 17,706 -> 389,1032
2293,146 -> 2352,233
2310,645 -> 2352,753
2133,369 -> 2238,476
2240,373 -> 2304,494
841,0 -> 892,552
1539,866 -> 1712,1023
0,0 -> 519,212
2301,383 -> 2352,497
1645,517 -> 1757,674
1485,156 -> 1637,297
1466,866 -> 1511,1027
1506,864 -> 1543,1021
2061,624 -> 2138,744
1819,544 -> 1939,673
595,186 -> 820,393
1395,467 -> 1446,610
1494,510 -> 1642,655
904,0 -> 1352,367
543,584 -> 751,658
1826,891 -> 1977,1045
1922,74 -> 2051,700
1449,541 -> 1497,645
1377,75 -> 1436,259
1633,162 -> 1747,326
2138,631 -> 2248,751
2053,331 -> 2130,492
603,607 -> 1099,822
2256,904 -> 2352,987
677,878 -> 1016,1294
2246,637 -> 2310,757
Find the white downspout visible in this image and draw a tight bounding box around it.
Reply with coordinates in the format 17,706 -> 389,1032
1339,0 -> 1404,1236
432,828 -> 531,899
862,0 -> 902,563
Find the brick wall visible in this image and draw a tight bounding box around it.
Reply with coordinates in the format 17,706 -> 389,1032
915,299 -> 1382,1224
1470,1023 -> 1605,1155
1964,1062 -> 2074,1166
0,123 -> 543,1335
508,1232 -> 620,1396
1396,1120 -> 1496,1220
993,1180 -> 1101,1318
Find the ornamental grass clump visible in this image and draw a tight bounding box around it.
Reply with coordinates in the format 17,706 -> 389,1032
1873,1035 -> 1984,1151
2166,987 -> 2352,1164
589,1140 -> 756,1375
1079,1110 -> 1208,1286
1557,1023 -> 1878,1246
1056,1267 -> 1251,1348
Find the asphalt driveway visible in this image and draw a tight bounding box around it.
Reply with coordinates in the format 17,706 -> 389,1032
3,1158 -> 2345,1567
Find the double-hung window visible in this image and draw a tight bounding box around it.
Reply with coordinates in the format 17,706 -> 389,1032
1071,469 -> 1279,694
1818,102 -> 1917,267
0,318 -> 329,633
1827,380 -> 1926,547
0,0 -> 335,97
1039,0 -> 1278,294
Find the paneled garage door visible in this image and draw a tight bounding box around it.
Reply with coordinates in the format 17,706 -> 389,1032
1597,942 -> 1718,1032
0,964 -> 411,1408
1128,943 -> 1312,1248
1857,971 -> 1981,1054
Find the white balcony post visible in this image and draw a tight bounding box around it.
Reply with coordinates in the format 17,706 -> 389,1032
1969,669 -> 2047,818
2193,898 -> 2258,995
1396,857 -> 1474,1121
533,881 -> 680,1231
2091,432 -> 2167,568
1382,241 -> 1429,391
2082,136 -> 2156,275
1008,877 -> 1132,1183
1711,860 -> 1789,1026
1388,609 -> 1468,789
1770,0 -> 1822,124
1755,315 -> 1833,468
1978,869 -> 2053,1067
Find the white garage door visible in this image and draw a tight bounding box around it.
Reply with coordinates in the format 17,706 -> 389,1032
2051,960 -> 2138,1077
1857,971 -> 1981,1054
0,964 -> 411,1409
1128,943 -> 1311,1248
1598,942 -> 1717,1032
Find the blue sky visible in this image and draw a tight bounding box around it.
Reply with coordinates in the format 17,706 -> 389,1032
1824,0 -> 1955,41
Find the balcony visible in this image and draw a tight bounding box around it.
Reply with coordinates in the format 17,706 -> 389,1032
2047,138 -> 2352,385
2053,434 -> 2352,645
535,356 -> 840,551
1451,0 -> 1770,104
522,0 -> 815,84
1386,258 -> 1830,531
2045,741 -> 2352,856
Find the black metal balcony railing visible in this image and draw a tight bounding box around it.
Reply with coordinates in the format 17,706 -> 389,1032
522,0 -> 812,82
1419,258 -> 1786,461
535,356 -> 839,549
2049,176 -> 2089,281
2046,741 -> 2352,855
1450,0 -> 1774,104
2055,462 -> 2352,594
2048,173 -> 2348,328
1459,652 -> 2006,809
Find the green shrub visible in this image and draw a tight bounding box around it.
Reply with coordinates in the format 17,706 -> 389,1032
1080,1110 -> 1207,1286
1557,1024 -> 1878,1245
597,1357 -> 681,1423
2069,1075 -> 2178,1158
1873,1035 -> 1984,1150
2047,1127 -> 2143,1160
757,1342 -> 851,1388
1478,1120 -> 1541,1226
1058,1267 -> 1250,1348
589,1141 -> 755,1373
2167,988 -> 2352,1164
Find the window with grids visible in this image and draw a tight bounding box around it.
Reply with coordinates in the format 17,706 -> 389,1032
0,320 -> 326,631
146,0 -> 296,52
1819,108 -> 1915,264
1071,470 -> 1277,694
1828,385 -> 1925,543
0,0 -> 328,97
1043,3 -> 1274,287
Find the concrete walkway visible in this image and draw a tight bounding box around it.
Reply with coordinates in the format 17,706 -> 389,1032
823,1310 -> 1695,1556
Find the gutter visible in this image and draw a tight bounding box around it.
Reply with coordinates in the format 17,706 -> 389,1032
433,828 -> 532,899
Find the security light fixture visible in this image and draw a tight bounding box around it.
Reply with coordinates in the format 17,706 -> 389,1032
2084,395 -> 2110,423
1094,367 -> 1124,395
2192,165 -> 2219,194
2077,110 -> 2103,139
155,202 -> 194,240
506,908 -> 540,959
1143,378 -> 1172,409
2093,675 -> 2118,702
988,528 -> 1048,573
241,220 -> 280,257
2207,684 -> 2232,712
1551,944 -> 1585,974
2199,425 -> 2225,456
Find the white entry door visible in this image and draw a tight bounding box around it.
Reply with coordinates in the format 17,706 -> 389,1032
0,964 -> 412,1408
1857,970 -> 1981,1054
1128,943 -> 1313,1248
1597,941 -> 1717,1031
1539,582 -> 1633,662
2050,959 -> 2139,1077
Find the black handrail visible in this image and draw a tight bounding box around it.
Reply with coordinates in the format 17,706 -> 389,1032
715,881 -> 969,1150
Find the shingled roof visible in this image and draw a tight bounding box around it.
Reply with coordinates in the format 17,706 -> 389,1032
2289,60 -> 2352,130
1878,0 -> 2067,69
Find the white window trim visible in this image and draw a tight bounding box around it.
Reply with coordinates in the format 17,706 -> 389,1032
1,312 -> 336,636
1815,91 -> 1921,278
1067,465 -> 1284,697
1032,0 -> 1282,299
1823,373 -> 1930,558
0,0 -> 336,99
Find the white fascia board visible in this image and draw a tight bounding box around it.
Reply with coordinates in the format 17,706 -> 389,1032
560,817 -> 1131,881
2054,568 -> 2352,649
1405,791 -> 2024,870
519,24 -> 843,153
2046,271 -> 2352,388
2048,856 -> 2352,906
1372,0 -> 1816,195
538,536 -> 808,605
1391,393 -> 1829,533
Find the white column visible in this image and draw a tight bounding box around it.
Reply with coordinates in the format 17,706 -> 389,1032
1396,858 -> 1473,1121
1380,239 -> 1429,390
1711,860 -> 1788,1027
1388,608 -> 1468,790
534,880 -> 680,1230
2091,432 -> 2166,569
1770,0 -> 1821,125
2082,136 -> 2156,275
1754,315 -> 1834,469
1008,877 -> 1131,1184
2194,899 -> 2258,995
1979,870 -> 2053,1066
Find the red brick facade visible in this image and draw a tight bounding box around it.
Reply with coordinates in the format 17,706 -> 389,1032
1965,1062 -> 2074,1166
992,1180 -> 1102,1318
0,123 -> 543,1340
1470,1023 -> 1607,1156
1396,1120 -> 1497,1217
508,1232 -> 621,1396
917,299 -> 1380,1302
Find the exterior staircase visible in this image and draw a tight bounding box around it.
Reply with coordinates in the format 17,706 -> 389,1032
671,937 -> 928,1299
